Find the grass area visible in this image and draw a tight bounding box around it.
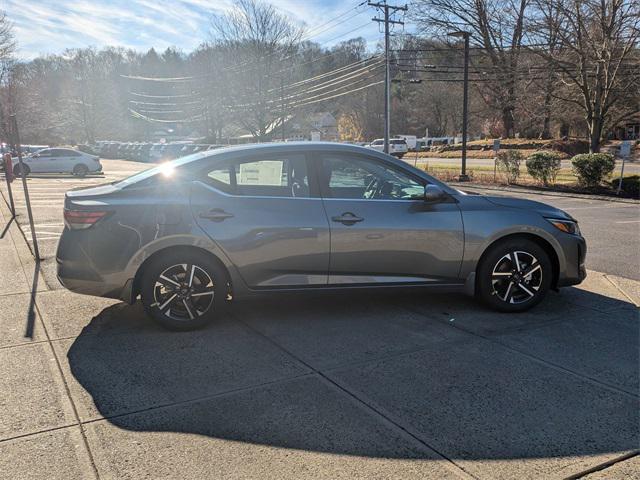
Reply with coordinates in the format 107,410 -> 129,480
413,148 -> 552,159
416,162 -> 638,198
422,163 -> 578,184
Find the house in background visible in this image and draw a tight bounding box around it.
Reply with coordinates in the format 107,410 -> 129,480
224,112 -> 339,144
285,112 -> 339,142
612,115 -> 640,140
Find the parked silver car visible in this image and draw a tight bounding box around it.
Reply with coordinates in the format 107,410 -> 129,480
57,143 -> 586,330
14,148 -> 102,177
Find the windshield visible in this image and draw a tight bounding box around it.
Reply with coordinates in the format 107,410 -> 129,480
113,150 -> 212,188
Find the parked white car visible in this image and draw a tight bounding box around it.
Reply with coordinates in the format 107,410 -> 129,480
366,138 -> 408,157
14,148 -> 102,177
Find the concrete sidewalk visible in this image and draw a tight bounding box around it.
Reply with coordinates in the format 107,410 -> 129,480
0,201 -> 638,480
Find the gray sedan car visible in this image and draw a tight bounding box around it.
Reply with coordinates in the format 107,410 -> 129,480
57,143 -> 586,330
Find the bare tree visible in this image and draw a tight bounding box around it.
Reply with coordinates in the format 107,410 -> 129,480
210,0 -> 303,140
0,9 -> 16,141
531,0 -> 640,151
412,0 -> 530,137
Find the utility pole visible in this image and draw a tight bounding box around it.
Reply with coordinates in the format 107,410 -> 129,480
370,1 -> 407,154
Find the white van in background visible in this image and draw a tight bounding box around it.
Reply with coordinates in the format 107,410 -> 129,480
366,138 -> 408,157
394,135 -> 417,151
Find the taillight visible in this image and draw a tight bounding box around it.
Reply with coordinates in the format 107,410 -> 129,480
64,209 -> 110,230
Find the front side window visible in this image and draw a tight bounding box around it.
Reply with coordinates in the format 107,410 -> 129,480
321,155 -> 424,200
204,154 -> 310,198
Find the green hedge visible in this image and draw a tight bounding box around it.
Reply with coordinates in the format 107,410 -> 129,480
571,153 -> 615,187
496,150 -> 523,184
526,151 -> 561,186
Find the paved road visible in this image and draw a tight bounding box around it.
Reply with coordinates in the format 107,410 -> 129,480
463,186 -> 640,281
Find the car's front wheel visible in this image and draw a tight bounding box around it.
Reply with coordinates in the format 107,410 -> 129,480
476,238 -> 552,312
141,251 -> 224,330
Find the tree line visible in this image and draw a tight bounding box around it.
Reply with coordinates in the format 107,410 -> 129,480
0,0 -> 638,152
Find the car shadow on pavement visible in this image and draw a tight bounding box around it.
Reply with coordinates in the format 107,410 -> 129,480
66,288 -> 639,464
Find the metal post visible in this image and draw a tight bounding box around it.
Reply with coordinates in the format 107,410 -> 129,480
617,156 -> 626,195
383,6 -> 390,154
280,77 -> 285,142
3,155 -> 16,217
448,30 -> 471,181
460,33 -> 470,181
10,115 -> 40,260
617,141 -> 631,195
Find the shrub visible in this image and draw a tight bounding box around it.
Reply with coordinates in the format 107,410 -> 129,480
526,151 -> 561,186
496,150 -> 523,184
609,175 -> 640,198
571,153 -> 616,188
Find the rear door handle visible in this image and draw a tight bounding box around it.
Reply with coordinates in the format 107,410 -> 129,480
199,209 -> 234,222
332,212 -> 364,225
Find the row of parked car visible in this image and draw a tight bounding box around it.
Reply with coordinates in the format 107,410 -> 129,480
96,142 -> 224,163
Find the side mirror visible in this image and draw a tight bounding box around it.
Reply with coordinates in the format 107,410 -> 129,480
423,184 -> 446,202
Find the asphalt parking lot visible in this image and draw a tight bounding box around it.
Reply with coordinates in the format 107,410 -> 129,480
0,159 -> 638,479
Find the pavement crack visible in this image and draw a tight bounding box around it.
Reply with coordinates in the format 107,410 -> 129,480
563,450 -> 639,480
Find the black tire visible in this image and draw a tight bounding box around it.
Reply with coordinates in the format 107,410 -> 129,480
73,164 -> 89,177
13,163 -> 30,177
476,238 -> 552,312
141,250 -> 226,331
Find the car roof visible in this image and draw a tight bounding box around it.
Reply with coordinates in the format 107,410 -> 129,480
117,142 -> 457,195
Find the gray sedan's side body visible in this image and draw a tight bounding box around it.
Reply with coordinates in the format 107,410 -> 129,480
56,143 -> 586,316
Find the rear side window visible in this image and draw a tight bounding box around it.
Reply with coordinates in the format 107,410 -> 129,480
204,154 -> 310,198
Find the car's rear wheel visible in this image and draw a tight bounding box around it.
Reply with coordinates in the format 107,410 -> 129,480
141,251 -> 224,330
476,238 -> 552,312
13,163 -> 30,177
73,164 -> 89,177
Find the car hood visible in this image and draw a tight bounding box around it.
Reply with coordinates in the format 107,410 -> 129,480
483,195 -> 574,220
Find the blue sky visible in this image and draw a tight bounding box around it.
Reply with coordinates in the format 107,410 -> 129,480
5,0 -> 406,59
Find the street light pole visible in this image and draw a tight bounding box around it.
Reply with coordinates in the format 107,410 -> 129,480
448,30 -> 471,181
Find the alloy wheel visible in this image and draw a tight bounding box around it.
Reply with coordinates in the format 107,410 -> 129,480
491,251 -> 542,304
152,263 -> 215,321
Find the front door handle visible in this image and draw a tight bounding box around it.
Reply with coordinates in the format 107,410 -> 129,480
332,212 -> 364,225
199,209 -> 234,222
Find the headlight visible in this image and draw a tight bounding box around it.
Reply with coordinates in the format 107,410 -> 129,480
546,218 -> 580,235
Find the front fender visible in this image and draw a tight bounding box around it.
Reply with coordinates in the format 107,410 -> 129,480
459,206 -> 567,281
